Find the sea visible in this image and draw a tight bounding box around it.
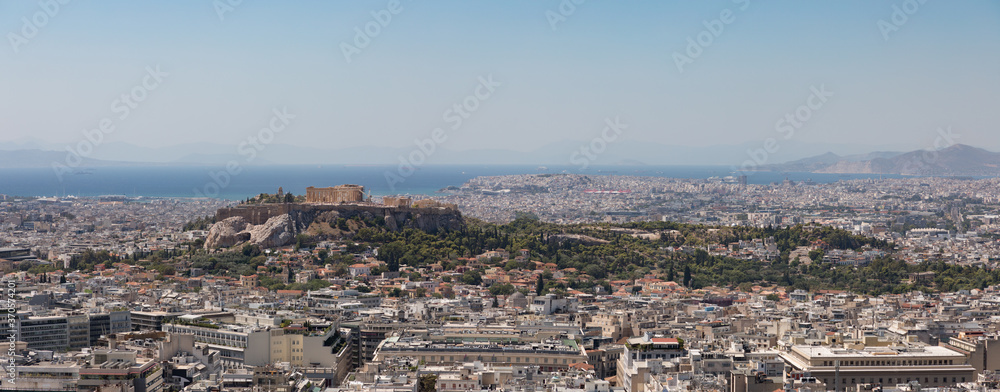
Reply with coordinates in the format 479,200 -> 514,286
0,164 -> 908,200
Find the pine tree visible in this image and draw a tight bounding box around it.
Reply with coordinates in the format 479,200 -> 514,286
683,265 -> 692,287
536,274 -> 545,295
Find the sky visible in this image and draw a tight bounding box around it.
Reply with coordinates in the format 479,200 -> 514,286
2,0 -> 999,156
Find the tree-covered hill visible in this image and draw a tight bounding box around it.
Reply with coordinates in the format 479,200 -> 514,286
158,215 -> 1000,295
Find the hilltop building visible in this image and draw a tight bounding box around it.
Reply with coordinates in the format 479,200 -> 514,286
306,185 -> 365,204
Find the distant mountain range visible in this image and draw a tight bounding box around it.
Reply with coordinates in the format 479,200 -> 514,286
0,138 -> 919,168
0,149 -> 123,168
1,139 -> 998,177
762,144 -> 1000,176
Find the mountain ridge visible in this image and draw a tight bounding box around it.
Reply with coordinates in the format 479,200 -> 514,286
0,139 -> 915,167
764,144 -> 1000,176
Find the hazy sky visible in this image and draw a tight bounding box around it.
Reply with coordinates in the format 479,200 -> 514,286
2,0 -> 999,153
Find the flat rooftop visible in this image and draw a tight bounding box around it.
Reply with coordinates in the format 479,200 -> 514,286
791,345 -> 965,358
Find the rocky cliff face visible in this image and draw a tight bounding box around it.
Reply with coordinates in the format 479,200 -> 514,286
205,214 -> 298,249
248,214 -> 297,248
205,216 -> 251,248
206,204 -> 463,249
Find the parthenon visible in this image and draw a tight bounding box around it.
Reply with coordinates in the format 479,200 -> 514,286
305,185 -> 364,204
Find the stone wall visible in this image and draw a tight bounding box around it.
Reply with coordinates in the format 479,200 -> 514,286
213,203 -> 462,233
216,204 -> 292,225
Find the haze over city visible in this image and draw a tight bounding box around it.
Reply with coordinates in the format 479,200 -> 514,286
2,0 -> 999,166
7,3 -> 1000,392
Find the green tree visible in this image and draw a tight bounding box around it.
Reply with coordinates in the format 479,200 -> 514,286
489,283 -> 515,296
306,279 -> 331,291
584,264 -> 605,279
378,241 -> 406,272
461,271 -> 482,286
418,375 -> 438,392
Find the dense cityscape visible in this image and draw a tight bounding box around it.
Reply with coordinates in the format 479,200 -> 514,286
1,174 -> 1000,392
5,1 -> 998,392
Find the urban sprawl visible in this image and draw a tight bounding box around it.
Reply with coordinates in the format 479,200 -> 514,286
1,174 -> 1000,392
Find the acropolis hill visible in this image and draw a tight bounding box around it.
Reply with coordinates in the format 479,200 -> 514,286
205,185 -> 463,249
